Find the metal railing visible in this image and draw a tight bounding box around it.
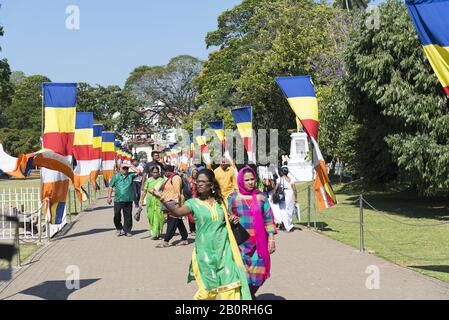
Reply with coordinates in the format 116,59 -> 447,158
306,188 -> 449,262
0,188 -> 44,241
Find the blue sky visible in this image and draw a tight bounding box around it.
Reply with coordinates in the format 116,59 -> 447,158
0,0 -> 242,87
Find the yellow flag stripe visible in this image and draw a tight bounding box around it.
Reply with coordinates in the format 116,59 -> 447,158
93,137 -> 102,148
74,128 -> 93,146
44,108 -> 75,133
236,122 -> 252,138
102,142 -> 115,152
287,97 -> 318,121
423,44 -> 449,87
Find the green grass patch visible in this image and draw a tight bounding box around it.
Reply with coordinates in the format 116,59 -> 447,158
0,243 -> 39,269
295,179 -> 449,284
0,178 -> 41,189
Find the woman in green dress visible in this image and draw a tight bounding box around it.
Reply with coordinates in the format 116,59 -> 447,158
151,169 -> 251,300
140,166 -> 165,240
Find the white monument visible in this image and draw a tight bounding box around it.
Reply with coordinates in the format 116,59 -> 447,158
287,132 -> 313,181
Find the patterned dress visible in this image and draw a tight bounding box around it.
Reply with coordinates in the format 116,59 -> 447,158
184,198 -> 251,299
227,192 -> 276,287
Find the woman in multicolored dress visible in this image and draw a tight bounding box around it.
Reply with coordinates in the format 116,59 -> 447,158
150,169 -> 251,300
139,166 -> 165,240
228,166 -> 277,300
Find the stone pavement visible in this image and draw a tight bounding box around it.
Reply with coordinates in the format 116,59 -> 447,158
1,197 -> 449,300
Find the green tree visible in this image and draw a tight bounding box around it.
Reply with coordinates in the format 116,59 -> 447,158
197,0 -> 349,155
0,75 -> 50,154
0,17 -> 14,127
338,0 -> 449,194
125,55 -> 203,129
76,83 -> 143,137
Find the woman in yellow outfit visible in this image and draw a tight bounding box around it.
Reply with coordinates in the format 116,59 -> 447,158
151,169 -> 251,300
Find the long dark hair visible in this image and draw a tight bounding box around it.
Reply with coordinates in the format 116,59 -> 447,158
197,169 -> 223,204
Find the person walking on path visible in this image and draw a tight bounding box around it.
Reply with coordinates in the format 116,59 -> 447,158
214,157 -> 237,202
274,166 -> 298,232
150,169 -> 251,300
187,167 -> 199,236
140,166 -> 165,240
107,163 -> 142,237
141,151 -> 166,195
132,159 -> 145,208
156,165 -> 189,248
228,166 -> 277,300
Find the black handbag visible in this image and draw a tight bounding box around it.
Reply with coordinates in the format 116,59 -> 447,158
272,179 -> 285,204
231,221 -> 250,245
223,202 -> 250,245
134,207 -> 142,222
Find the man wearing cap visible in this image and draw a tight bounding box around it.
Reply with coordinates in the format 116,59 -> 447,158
107,163 -> 142,237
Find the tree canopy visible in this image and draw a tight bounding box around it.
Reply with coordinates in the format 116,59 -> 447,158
125,55 -> 203,129
196,0 -> 350,154
335,0 -> 449,194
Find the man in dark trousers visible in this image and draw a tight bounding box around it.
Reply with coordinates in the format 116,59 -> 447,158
156,165 -> 188,248
107,163 -> 141,237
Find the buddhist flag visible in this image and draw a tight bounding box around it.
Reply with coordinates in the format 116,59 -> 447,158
208,120 -> 233,164
73,112 -> 94,201
311,137 -> 337,210
406,0 -> 449,96
102,132 -> 115,186
180,136 -> 190,172
275,76 -> 319,141
189,136 -> 195,165
0,144 -> 74,181
90,124 -> 103,190
194,128 -> 212,168
276,76 -> 335,209
42,83 -> 76,227
231,106 -> 256,164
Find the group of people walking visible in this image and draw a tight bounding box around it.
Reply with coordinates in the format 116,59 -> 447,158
107,151 -> 299,300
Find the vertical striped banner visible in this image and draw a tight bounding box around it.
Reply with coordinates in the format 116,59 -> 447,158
208,119 -> 233,164
275,76 -> 319,141
42,83 -> 77,226
90,124 -> 103,190
231,106 -> 256,164
102,132 -> 115,186
406,0 -> 449,96
194,128 -> 212,168
73,112 -> 94,201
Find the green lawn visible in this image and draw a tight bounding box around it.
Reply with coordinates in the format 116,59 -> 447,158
0,243 -> 39,269
295,179 -> 449,284
0,176 -> 106,216
0,177 -> 41,189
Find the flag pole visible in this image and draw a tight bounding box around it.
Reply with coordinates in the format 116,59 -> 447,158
41,86 -> 50,241
309,136 -> 317,230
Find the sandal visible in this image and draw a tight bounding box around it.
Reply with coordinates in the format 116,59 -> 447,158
176,240 -> 189,246
156,242 -> 170,248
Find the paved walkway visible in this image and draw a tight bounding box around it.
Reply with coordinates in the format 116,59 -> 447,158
1,197 -> 449,300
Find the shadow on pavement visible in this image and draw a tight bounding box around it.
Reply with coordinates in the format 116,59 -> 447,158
130,229 -> 148,236
90,206 -> 112,212
410,265 -> 449,274
257,293 -> 286,300
172,238 -> 195,246
17,279 -> 100,300
58,228 -> 115,240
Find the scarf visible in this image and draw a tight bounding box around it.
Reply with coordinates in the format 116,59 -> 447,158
237,166 -> 271,279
